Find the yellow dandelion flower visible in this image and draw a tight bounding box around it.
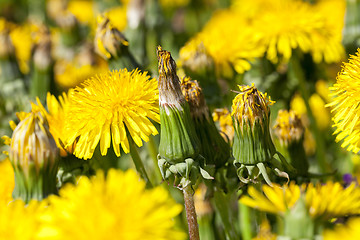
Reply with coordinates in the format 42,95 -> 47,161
64,69 -> 160,160
36,92 -> 74,157
55,58 -> 108,89
0,200 -> 47,240
327,49 -> 360,153
240,182 -> 301,215
212,108 -> 234,143
9,23 -> 36,74
306,182 -> 360,219
273,110 -> 304,146
180,9 -> 264,76
234,0 -> 344,64
309,93 -> 330,130
323,218 -> 360,240
44,169 -> 186,240
0,158 -> 14,203
231,84 -> 274,130
67,0 -> 95,24
241,181 -> 360,219
105,6 -> 128,32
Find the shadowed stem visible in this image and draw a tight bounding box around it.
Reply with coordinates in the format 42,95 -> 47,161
129,139 -> 153,188
183,185 -> 200,240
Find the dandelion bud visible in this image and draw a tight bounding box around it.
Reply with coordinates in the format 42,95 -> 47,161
231,84 -> 290,185
157,46 -> 211,188
274,110 -> 308,175
9,103 -> 59,202
181,77 -> 230,168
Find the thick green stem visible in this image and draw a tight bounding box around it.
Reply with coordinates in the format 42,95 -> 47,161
239,202 -> 252,240
183,184 -> 200,240
129,139 -> 153,188
288,56 -> 331,173
213,190 -> 238,240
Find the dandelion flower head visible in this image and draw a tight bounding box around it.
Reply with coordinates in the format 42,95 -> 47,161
323,217 -> 360,240
64,69 -> 160,160
327,49 -> 360,153
44,169 -> 186,240
273,109 -> 304,146
0,158 -> 14,203
231,84 -> 275,130
212,108 -> 234,143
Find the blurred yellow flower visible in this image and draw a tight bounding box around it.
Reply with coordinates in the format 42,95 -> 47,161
180,9 -> 264,76
273,109 -> 304,146
323,218 -> 360,240
0,158 -> 14,203
240,182 -> 300,215
105,6 -> 128,32
241,181 -> 360,219
0,200 -> 46,240
212,108 -> 234,143
67,0 -> 95,24
159,0 -> 190,9
64,69 -> 159,160
44,169 -> 186,240
327,49 -> 360,153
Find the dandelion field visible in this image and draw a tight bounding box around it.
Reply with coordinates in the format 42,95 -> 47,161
1,0 -> 360,239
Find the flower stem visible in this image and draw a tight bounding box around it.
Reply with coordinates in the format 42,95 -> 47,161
147,135 -> 162,181
288,55 -> 331,173
239,202 -> 252,240
213,190 -> 238,240
129,139 -> 153,188
183,184 -> 200,240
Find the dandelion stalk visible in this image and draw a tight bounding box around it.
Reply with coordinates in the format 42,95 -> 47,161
288,55 -> 330,173
183,185 -> 200,240
239,202 -> 252,240
129,138 -> 152,188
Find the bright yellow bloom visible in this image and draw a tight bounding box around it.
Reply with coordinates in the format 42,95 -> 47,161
180,9 -> 264,76
44,169 -> 186,240
240,182 -> 300,215
37,92 -> 74,157
323,218 -> 360,240
67,0 -> 94,24
309,93 -> 330,130
273,109 -> 304,146
105,6 -> 128,32
55,58 -> 108,89
231,84 -> 274,130
0,200 -> 46,240
232,0 -> 344,64
306,182 -> 360,219
64,69 -> 160,160
0,158 -> 14,203
241,181 -> 360,219
327,49 -> 360,153
212,108 -> 234,143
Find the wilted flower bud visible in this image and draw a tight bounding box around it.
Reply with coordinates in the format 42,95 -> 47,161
231,84 -> 291,185
181,77 -> 230,169
157,46 -> 211,188
274,110 -> 308,176
10,103 -> 59,202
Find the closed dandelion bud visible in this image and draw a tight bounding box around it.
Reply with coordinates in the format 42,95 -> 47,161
179,42 -> 220,104
231,84 -> 290,185
94,15 -> 139,70
9,103 -> 59,202
274,110 -> 308,176
157,46 -> 211,188
181,77 -> 230,169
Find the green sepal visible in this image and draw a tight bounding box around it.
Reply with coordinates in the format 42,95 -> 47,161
158,154 -> 213,189
233,115 -> 276,165
13,160 -> 59,203
193,114 -> 230,169
159,103 -> 201,164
